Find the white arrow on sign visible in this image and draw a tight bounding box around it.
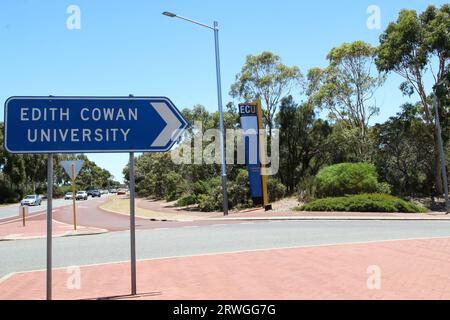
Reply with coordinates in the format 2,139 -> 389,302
151,102 -> 182,147
61,160 -> 84,179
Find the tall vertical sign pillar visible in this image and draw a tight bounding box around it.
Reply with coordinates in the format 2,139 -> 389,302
238,101 -> 271,210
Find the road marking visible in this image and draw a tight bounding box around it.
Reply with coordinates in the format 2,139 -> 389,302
211,224 -> 227,227
153,228 -> 169,231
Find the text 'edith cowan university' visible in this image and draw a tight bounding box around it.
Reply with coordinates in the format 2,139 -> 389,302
22,107 -> 137,143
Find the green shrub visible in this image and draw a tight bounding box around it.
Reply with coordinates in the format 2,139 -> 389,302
297,176 -> 317,202
376,182 -> 392,195
315,163 -> 379,198
197,193 -> 222,212
267,177 -> 286,201
53,185 -> 81,198
228,169 -> 252,208
0,183 -> 22,204
175,194 -> 198,207
298,193 -> 426,213
163,172 -> 184,201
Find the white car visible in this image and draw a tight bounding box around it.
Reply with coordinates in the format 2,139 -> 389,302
64,192 -> 74,200
76,191 -> 88,200
21,195 -> 42,206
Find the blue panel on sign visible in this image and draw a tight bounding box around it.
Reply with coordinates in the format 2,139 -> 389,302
248,164 -> 263,198
245,135 -> 262,198
4,96 -> 189,154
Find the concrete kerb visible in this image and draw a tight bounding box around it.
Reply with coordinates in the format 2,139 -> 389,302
0,228 -> 108,241
209,215 -> 450,222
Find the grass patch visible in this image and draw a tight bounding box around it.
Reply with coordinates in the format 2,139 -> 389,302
296,193 -> 427,213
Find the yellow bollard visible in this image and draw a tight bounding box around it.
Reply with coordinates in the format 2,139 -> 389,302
22,206 -> 26,227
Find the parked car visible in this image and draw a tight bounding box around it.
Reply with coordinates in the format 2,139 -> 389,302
21,194 -> 42,206
76,191 -> 88,200
64,192 -> 74,200
117,189 -> 127,195
90,189 -> 101,197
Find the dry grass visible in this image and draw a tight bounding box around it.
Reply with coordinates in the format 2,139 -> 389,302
100,196 -> 198,221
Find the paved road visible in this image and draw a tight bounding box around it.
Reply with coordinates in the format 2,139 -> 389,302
0,199 -> 69,220
0,195 -> 112,221
1,220 -> 450,278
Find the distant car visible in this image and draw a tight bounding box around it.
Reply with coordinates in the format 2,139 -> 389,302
64,192 -> 74,200
21,195 -> 42,206
110,189 -> 117,194
90,190 -> 101,197
117,189 -> 127,195
76,191 -> 88,200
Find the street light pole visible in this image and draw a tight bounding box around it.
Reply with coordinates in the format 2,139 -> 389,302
163,12 -> 229,215
213,21 -> 229,216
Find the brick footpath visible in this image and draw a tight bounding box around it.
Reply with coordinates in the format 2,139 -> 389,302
2,237 -> 450,300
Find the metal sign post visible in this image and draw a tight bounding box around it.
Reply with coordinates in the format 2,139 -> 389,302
60,160 -> 84,230
46,154 -> 53,300
71,161 -> 77,230
129,152 -> 137,295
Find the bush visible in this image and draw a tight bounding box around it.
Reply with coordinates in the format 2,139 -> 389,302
376,182 -> 392,195
53,185 -> 80,198
163,172 -> 184,201
298,193 -> 426,213
267,177 -> 286,201
0,183 -> 22,203
315,163 -> 379,198
175,194 -> 198,207
228,169 -> 252,209
197,193 -> 222,212
297,176 -> 317,202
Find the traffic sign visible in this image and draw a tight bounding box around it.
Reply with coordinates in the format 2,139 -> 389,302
4,96 -> 189,153
60,160 -> 84,179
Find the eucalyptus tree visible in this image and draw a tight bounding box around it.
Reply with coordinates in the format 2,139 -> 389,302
376,4 -> 450,192
308,41 -> 384,159
230,51 -> 303,136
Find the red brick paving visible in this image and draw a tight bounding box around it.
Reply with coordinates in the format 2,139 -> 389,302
0,216 -> 105,240
2,237 -> 450,300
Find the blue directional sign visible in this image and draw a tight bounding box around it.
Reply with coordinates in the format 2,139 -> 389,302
4,96 -> 189,154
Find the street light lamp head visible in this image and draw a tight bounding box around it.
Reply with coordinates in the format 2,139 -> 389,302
162,11 -> 177,18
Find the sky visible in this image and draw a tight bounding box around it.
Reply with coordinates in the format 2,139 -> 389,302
0,0 -> 447,182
